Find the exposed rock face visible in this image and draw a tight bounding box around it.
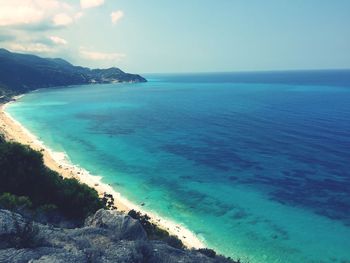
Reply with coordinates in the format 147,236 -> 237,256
0,210 -> 26,236
85,209 -> 147,241
0,209 -> 227,263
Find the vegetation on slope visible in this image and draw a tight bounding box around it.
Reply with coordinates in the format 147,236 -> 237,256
128,209 -> 185,249
0,135 -> 104,220
127,209 -> 241,262
0,48 -> 146,98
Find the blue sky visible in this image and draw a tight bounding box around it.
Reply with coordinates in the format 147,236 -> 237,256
0,0 -> 349,73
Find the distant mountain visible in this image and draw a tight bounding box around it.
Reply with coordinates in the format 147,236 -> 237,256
0,48 -> 146,98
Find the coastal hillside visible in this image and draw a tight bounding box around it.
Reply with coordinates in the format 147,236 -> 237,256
0,48 -> 146,98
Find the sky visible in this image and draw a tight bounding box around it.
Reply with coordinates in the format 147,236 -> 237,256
0,0 -> 349,73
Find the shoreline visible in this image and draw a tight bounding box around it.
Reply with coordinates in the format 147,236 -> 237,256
0,97 -> 205,250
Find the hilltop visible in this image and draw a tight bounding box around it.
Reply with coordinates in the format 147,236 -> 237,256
0,48 -> 146,99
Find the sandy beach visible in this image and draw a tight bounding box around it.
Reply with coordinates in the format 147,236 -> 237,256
0,98 -> 205,249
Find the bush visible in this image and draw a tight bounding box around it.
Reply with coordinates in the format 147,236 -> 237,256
0,140 -> 104,220
0,193 -> 32,210
163,235 -> 184,250
128,209 -> 185,250
196,248 -> 216,258
36,204 -> 58,213
101,193 -> 116,210
128,210 -> 153,232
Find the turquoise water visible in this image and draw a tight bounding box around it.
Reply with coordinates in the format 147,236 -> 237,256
6,72 -> 350,263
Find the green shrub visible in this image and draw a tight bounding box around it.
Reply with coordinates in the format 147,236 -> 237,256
36,204 -> 58,213
0,140 -> 104,219
0,193 -> 32,210
101,193 -> 116,210
163,235 -> 184,250
196,248 -> 216,258
128,209 -> 184,250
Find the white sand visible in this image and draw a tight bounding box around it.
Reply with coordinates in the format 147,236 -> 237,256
0,98 -> 205,249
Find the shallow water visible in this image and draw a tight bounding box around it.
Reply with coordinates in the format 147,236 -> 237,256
7,72 -> 350,262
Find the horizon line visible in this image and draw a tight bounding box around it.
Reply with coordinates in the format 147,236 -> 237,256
141,68 -> 350,75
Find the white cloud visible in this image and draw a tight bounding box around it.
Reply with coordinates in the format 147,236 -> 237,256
0,0 -> 76,28
111,10 -> 124,24
0,1 -> 44,26
49,36 -> 67,45
9,43 -> 53,53
80,0 -> 104,9
79,47 -> 125,61
53,13 -> 73,26
75,12 -> 84,20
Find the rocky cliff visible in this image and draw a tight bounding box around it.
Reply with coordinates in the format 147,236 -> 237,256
0,209 -> 235,263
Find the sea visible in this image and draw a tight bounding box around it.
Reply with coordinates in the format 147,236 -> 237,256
6,70 -> 350,263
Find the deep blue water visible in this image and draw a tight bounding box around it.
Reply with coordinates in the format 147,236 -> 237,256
7,71 -> 350,263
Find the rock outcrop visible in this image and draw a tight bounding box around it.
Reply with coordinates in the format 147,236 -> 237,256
0,209 -> 232,263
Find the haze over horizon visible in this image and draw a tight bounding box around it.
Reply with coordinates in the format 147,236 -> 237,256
0,0 -> 349,73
